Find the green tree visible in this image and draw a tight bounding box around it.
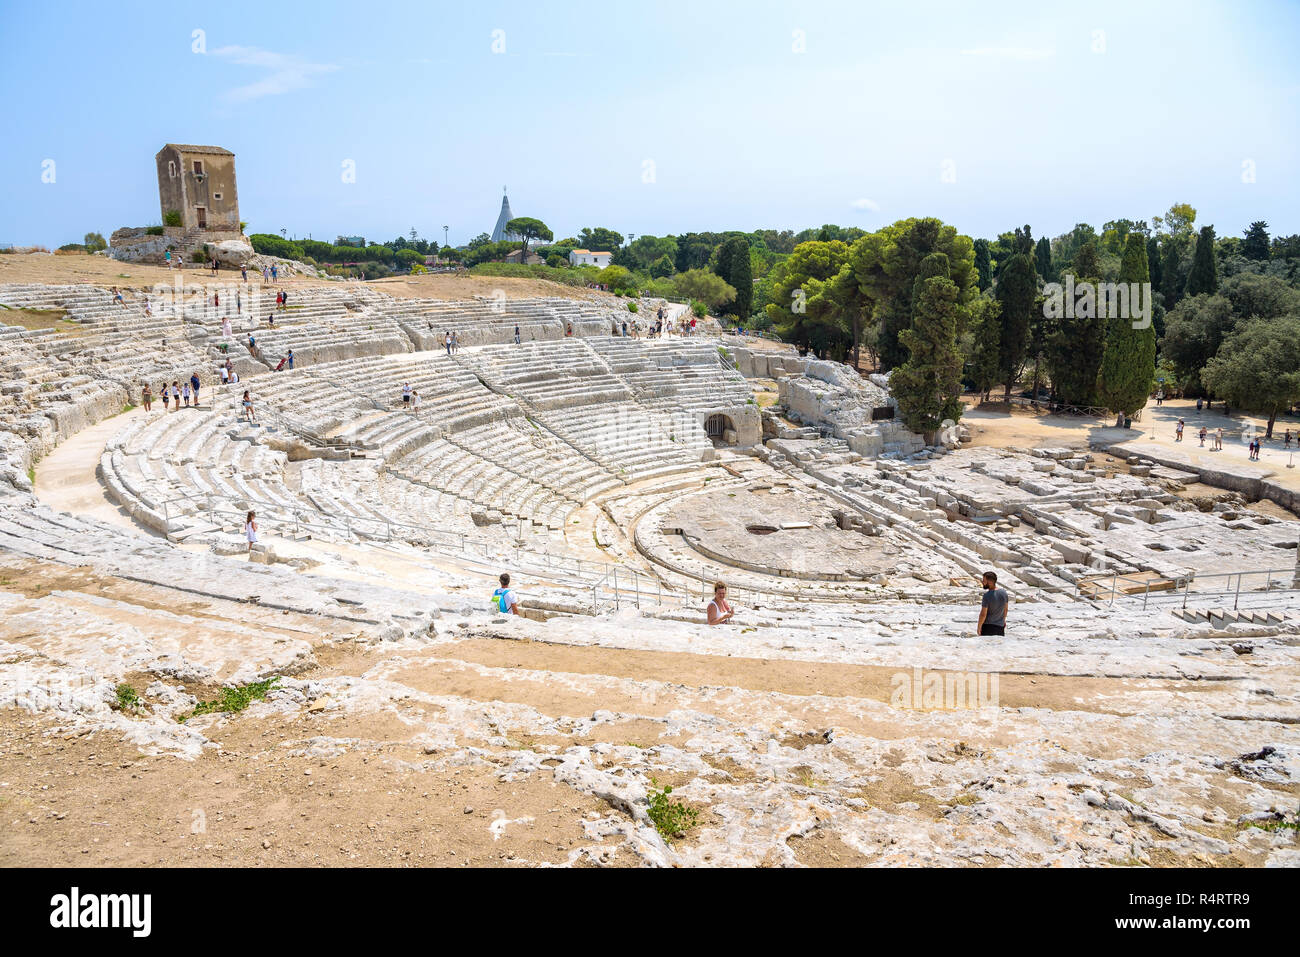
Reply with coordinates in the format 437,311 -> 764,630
714,236 -> 753,318
1146,236 -> 1162,298
649,255 -> 675,278
763,241 -> 852,355
890,254 -> 964,434
848,218 -> 977,371
1184,225 -> 1218,297
1241,221 -> 1270,261
1097,235 -> 1156,421
1046,241 -> 1106,406
577,226 -> 624,253
1035,235 -> 1054,283
1201,315 -> 1300,438
993,253 -> 1036,400
83,231 -> 107,253
968,297 -> 1003,401
673,267 -> 736,310
505,217 -> 553,264
973,239 -> 992,291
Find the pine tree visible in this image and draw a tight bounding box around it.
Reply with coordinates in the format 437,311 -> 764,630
1184,225 -> 1218,297
891,254 -> 963,434
1241,221 -> 1270,261
1035,236 -> 1053,282
1097,235 -> 1156,422
994,253 -> 1036,399
973,239 -> 992,291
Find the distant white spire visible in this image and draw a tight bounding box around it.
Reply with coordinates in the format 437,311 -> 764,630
491,189 -> 518,242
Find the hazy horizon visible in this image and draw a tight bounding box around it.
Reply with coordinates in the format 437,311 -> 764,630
3,0 -> 1298,248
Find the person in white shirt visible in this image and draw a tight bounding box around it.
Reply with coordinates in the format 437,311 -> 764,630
492,573 -> 520,615
707,582 -> 734,625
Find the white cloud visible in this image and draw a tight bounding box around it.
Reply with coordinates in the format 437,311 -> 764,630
960,46 -> 1056,61
211,45 -> 339,102
850,198 -> 880,212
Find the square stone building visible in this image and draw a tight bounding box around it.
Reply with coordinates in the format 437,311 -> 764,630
155,144 -> 240,231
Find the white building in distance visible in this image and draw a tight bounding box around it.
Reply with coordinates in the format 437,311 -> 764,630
569,249 -> 612,268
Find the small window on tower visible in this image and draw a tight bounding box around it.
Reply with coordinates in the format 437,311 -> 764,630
213,192 -> 222,200
168,160 -> 176,178
193,160 -> 203,174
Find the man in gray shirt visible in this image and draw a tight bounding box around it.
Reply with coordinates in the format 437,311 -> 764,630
977,570 -> 1009,636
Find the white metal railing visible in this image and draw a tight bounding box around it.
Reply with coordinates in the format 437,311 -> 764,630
1079,566 -> 1300,611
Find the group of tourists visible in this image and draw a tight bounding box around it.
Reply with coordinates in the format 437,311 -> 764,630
443,330 -> 460,355
141,372 -> 203,412
401,382 -> 421,410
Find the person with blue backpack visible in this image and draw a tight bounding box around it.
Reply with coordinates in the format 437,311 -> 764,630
492,573 -> 520,615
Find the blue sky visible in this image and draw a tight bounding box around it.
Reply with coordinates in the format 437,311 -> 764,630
2,0 -> 1298,248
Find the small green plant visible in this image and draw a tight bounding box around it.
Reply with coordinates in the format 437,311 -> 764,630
646,778 -> 699,843
181,676 -> 280,721
114,684 -> 142,712
145,225 -> 164,236
162,209 -> 183,228
690,299 -> 707,318
1242,809 -> 1300,834
26,466 -> 35,486
627,301 -> 638,313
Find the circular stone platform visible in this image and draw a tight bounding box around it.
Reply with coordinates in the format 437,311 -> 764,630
660,485 -> 907,581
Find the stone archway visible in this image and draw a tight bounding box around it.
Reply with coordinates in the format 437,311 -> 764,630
705,413 -> 735,443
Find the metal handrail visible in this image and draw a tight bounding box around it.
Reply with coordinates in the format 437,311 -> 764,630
1080,566 -> 1300,610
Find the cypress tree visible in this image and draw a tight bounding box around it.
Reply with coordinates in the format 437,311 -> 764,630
1160,239 -> 1184,310
1184,225 -> 1218,297
714,237 -> 753,319
1146,236 -> 1162,295
1046,241 -> 1105,406
1096,234 -> 1156,422
1035,236 -> 1053,282
968,297 -> 1003,401
973,239 -> 992,291
892,253 -> 963,434
994,253 -> 1036,399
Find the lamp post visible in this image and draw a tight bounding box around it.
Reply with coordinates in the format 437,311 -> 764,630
443,225 -> 449,249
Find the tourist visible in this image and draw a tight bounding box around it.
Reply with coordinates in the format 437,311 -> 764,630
159,382 -> 170,410
1155,391 -> 1164,406
1213,427 -> 1223,451
976,571 -> 1008,636
190,372 -> 201,407
1175,418 -> 1184,442
164,249 -> 172,268
213,290 -> 219,309
171,381 -> 182,411
241,390 -> 257,424
262,265 -> 269,283
492,573 -> 520,616
181,379 -> 192,407
270,264 -> 278,283
514,324 -> 520,345
402,382 -> 412,409
452,330 -> 460,354
411,390 -> 421,412
444,331 -> 452,356
244,510 -> 258,554
230,369 -> 239,384
143,298 -> 152,318
1250,438 -> 1260,461
141,383 -> 152,412
1286,429 -> 1293,449
282,289 -> 289,309
112,286 -> 123,305
241,265 -> 248,282
247,332 -> 256,355
267,312 -> 275,328
1199,425 -> 1207,446
220,364 -> 230,386
707,582 -> 734,625
222,316 -> 232,343
236,290 -> 241,314
287,349 -> 294,370
1196,396 -> 1203,412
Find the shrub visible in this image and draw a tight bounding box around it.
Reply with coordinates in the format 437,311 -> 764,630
627,301 -> 638,313
691,299 -> 708,318
145,225 -> 164,236
646,778 -> 699,843
181,677 -> 280,722
162,209 -> 182,228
